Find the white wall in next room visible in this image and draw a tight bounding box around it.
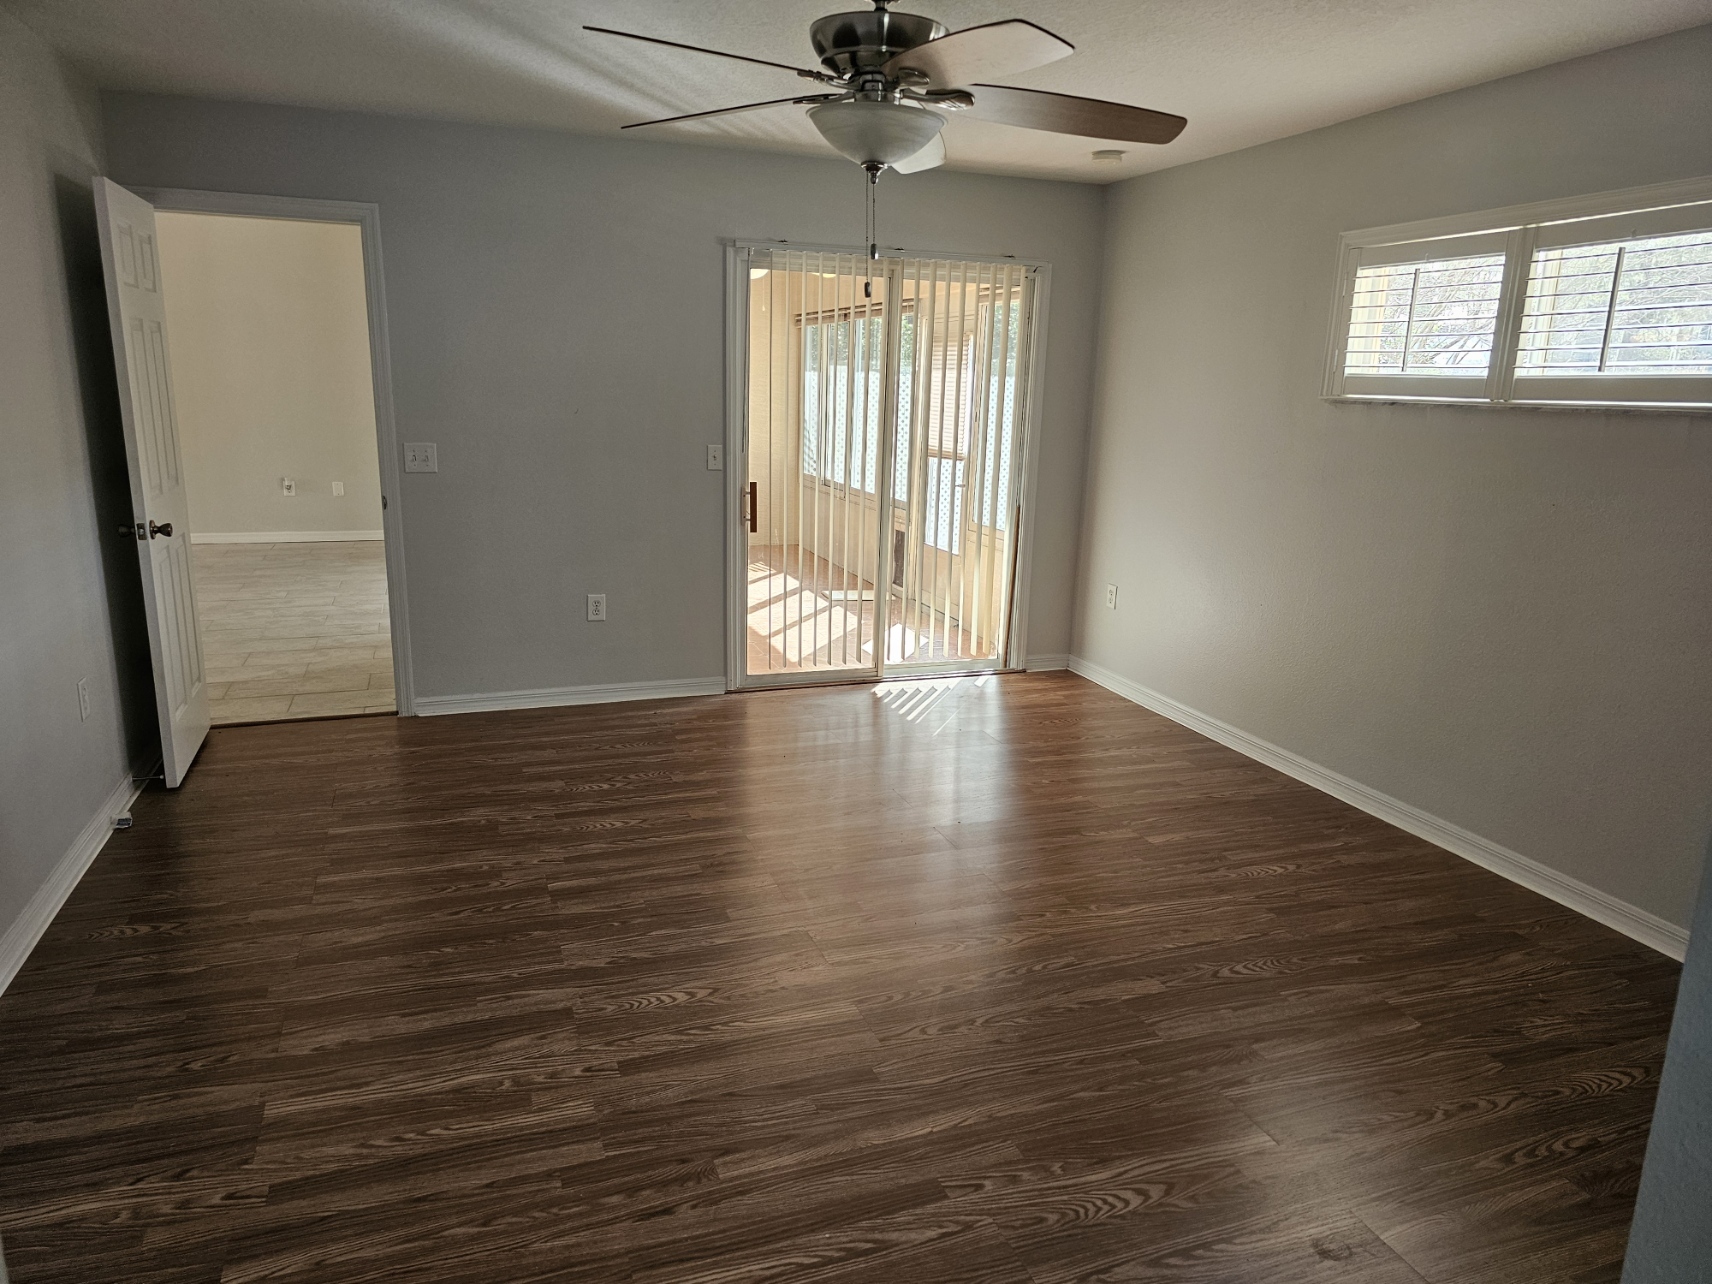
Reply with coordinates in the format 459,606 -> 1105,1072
156,211 -> 383,541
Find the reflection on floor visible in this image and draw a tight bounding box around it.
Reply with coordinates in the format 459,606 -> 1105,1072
192,541 -> 395,724
746,543 -> 996,676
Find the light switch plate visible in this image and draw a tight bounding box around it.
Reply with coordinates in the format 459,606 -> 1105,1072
77,677 -> 91,722
707,444 -> 724,471
403,443 -> 438,473
587,593 -> 607,622
332,481 -> 345,496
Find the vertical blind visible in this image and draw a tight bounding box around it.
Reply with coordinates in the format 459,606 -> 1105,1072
743,248 -> 1035,680
888,256 -> 1029,668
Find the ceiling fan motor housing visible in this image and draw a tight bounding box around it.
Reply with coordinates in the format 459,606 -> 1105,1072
810,8 -> 945,77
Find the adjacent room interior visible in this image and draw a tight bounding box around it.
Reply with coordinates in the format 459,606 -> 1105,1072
1,2 -> 1709,1281
155,209 -> 397,724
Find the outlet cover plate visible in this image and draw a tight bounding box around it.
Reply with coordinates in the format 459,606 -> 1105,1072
1105,584 -> 1118,609
404,443 -> 438,473
587,593 -> 607,622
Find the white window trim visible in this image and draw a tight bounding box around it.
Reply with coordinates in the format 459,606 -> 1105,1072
1324,174 -> 1712,412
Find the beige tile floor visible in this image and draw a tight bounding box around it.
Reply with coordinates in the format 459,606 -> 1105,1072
192,541 -> 396,725
746,544 -> 996,676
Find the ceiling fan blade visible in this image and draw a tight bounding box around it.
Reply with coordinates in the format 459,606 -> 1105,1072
621,94 -> 840,130
891,132 -> 945,174
966,84 -> 1186,145
585,26 -> 831,82
882,20 -> 1072,91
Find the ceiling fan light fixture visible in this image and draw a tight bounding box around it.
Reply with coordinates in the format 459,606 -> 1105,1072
807,99 -> 945,168
1091,149 -> 1126,164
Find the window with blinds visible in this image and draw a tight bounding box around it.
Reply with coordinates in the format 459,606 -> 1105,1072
1517,230 -> 1712,376
1343,253 -> 1506,377
801,312 -> 885,493
1326,177 -> 1712,409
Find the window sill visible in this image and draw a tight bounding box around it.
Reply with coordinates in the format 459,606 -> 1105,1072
1323,394 -> 1712,416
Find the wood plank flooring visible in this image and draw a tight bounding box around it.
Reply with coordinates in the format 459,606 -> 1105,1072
0,673 -> 1679,1283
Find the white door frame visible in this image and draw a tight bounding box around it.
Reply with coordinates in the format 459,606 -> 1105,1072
723,239 -> 1052,691
132,187 -> 417,716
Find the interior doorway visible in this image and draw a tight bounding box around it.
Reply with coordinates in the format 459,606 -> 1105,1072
732,246 -> 1041,687
153,210 -> 395,725
94,181 -> 412,784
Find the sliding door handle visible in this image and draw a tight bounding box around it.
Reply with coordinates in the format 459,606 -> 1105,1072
747,481 -> 758,534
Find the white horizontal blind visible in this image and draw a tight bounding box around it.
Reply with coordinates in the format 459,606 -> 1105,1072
1344,252 -> 1507,377
1326,176 -> 1712,408
1517,229 -> 1712,376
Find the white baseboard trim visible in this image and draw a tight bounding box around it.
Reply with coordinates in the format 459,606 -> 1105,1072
0,772 -> 146,997
189,530 -> 385,544
1026,654 -> 1071,671
1067,656 -> 1689,960
416,676 -> 728,717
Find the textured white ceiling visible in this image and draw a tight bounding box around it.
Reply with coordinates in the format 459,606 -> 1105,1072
9,0 -> 1712,182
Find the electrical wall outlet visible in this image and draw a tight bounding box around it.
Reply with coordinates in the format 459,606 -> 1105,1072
281,477 -> 297,496
586,593 -> 607,622
707,444 -> 724,471
77,677 -> 91,722
332,481 -> 345,496
403,442 -> 438,473
1105,583 -> 1118,609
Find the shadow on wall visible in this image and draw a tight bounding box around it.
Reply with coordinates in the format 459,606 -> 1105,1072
1622,832 -> 1712,1283
51,168 -> 156,772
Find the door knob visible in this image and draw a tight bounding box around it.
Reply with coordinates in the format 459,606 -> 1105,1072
149,520 -> 174,539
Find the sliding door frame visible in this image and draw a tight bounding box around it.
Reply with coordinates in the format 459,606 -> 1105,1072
723,239 -> 1052,692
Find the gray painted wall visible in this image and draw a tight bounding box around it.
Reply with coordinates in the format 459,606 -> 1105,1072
1623,847 -> 1712,1282
101,95 -> 1105,699
0,14 -> 151,967
1075,26 -> 1712,929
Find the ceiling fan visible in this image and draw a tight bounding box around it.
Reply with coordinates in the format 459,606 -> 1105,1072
586,1 -> 1187,178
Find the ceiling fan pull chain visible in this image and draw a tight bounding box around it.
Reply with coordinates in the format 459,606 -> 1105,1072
865,164 -> 879,298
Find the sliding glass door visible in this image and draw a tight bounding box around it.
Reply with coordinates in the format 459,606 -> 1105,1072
735,247 -> 1038,687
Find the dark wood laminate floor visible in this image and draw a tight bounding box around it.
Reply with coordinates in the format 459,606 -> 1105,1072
0,673 -> 1679,1283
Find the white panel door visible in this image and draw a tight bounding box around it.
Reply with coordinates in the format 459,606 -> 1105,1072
95,178 -> 210,787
